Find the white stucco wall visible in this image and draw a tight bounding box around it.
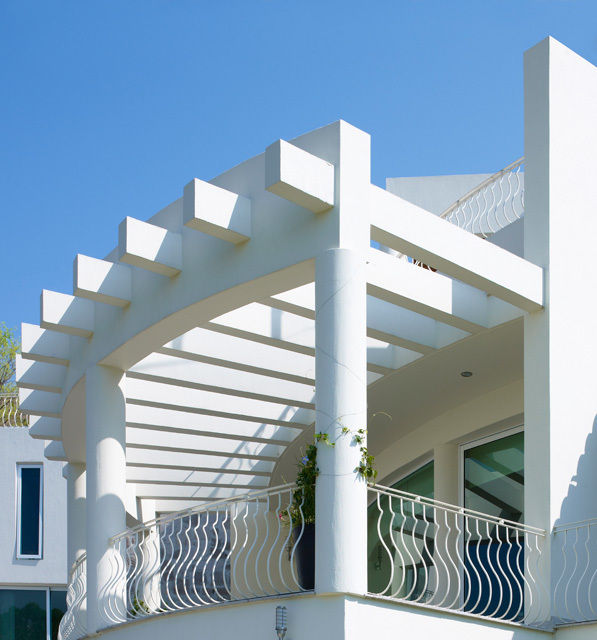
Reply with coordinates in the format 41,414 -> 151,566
0,428 -> 67,586
90,593 -> 552,640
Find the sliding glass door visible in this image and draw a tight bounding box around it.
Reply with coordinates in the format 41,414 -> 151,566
462,429 -> 524,619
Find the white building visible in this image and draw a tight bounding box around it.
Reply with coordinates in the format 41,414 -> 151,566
15,37 -> 597,640
0,397 -> 68,640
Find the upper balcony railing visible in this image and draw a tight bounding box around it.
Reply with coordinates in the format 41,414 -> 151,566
0,393 -> 29,427
439,157 -> 525,239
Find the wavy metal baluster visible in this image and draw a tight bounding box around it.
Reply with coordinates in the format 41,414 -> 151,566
288,487 -> 304,591
397,497 -> 418,601
266,492 -> 283,595
378,492 -> 397,596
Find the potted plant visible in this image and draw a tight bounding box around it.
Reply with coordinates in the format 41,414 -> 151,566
283,429 -> 377,591
284,442 -> 317,590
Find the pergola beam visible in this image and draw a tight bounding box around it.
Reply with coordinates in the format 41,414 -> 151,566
127,352 -> 315,407
205,303 -> 395,374
125,447 -> 275,474
125,378 -> 314,426
370,185 -> 544,311
265,139 -> 335,213
125,403 -> 301,443
118,216 -> 182,277
20,323 -> 72,366
40,290 -> 95,338
74,254 -> 132,307
183,178 -> 251,244
15,355 -> 66,393
126,426 -> 285,460
266,283 -> 444,354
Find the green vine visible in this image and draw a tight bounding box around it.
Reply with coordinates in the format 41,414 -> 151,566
283,427 -> 377,527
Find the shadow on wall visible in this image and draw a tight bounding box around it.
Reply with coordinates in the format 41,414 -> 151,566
555,414 -> 597,526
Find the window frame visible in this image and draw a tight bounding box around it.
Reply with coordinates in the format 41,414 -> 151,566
0,586 -> 67,640
15,463 -> 44,560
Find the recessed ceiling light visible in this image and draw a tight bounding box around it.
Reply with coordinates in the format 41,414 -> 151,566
460,371 -> 473,378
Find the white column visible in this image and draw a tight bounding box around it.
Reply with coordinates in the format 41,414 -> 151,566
433,444 -> 459,506
65,463 -> 87,568
85,364 -> 127,632
314,248 -> 368,594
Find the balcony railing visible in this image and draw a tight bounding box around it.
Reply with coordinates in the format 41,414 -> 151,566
552,518 -> 597,625
59,484 -> 310,637
367,484 -> 548,626
0,393 -> 29,427
60,481 -> 554,638
59,556 -> 87,640
439,157 -> 525,238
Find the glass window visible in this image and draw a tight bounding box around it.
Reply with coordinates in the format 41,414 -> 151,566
50,590 -> 67,640
367,461 -> 434,594
0,589 -> 46,640
392,460 -> 434,499
17,465 -> 43,558
463,430 -> 524,522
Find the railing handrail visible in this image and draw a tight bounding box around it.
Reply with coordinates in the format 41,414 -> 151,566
439,156 -> 525,221
68,554 -> 87,579
369,482 -> 546,536
553,517 -> 597,533
111,482 -> 297,542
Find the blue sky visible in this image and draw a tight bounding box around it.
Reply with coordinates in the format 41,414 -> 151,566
1,0 -> 596,333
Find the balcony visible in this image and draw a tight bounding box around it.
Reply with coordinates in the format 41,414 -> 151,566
59,483 -> 557,639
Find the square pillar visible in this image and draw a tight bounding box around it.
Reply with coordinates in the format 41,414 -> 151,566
524,37 -> 597,622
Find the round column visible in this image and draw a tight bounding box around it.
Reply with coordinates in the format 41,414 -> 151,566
85,364 -> 127,632
314,248 -> 368,594
65,463 -> 86,569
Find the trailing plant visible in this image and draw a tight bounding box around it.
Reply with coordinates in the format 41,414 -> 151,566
281,442 -> 318,528
282,427 -> 377,528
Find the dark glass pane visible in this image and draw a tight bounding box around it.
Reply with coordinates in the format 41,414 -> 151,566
463,431 -> 525,621
50,591 -> 67,640
20,467 -> 41,556
392,461 -> 434,499
464,431 -> 524,522
367,462 -> 434,594
0,589 -> 46,640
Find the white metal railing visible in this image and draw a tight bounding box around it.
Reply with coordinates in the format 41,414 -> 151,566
367,484 -> 548,626
58,555 -> 87,640
439,157 -> 524,238
552,518 -> 597,624
0,393 -> 28,427
95,483 -> 310,628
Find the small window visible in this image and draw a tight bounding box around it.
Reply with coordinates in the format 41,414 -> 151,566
16,464 -> 43,558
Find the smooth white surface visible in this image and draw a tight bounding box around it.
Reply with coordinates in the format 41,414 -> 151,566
0,428 -> 67,586
65,462 -> 86,568
40,289 -> 95,338
265,139 -> 335,213
85,365 -> 127,633
74,254 -> 132,307
315,249 -> 368,594
21,322 -> 72,366
118,216 -> 182,277
183,178 -> 251,243
370,184 -> 544,311
16,354 -> 66,393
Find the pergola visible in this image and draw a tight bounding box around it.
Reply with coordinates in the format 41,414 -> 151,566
16,119 -> 543,634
